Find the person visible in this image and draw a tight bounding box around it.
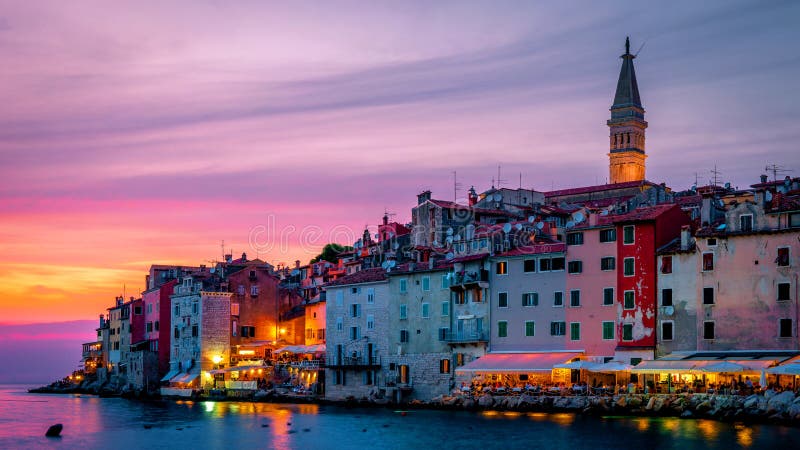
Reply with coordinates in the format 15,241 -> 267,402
745,376 -> 753,389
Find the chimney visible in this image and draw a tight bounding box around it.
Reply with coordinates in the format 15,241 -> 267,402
383,214 -> 389,226
417,190 -> 432,205
225,253 -> 233,263
200,264 -> 206,272
760,174 -> 768,183
680,225 -> 691,251
241,252 -> 247,262
588,212 -> 598,227
295,260 -> 301,269
99,314 -> 105,328
468,186 -> 478,206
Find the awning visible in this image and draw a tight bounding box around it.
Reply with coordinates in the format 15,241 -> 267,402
456,352 -> 581,373
590,361 -> 633,373
171,373 -> 199,384
631,360 -> 701,374
767,364 -> 800,376
553,360 -> 600,370
275,344 -> 326,354
160,370 -> 179,382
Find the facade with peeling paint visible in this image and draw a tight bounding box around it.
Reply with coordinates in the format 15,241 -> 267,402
655,227 -> 698,355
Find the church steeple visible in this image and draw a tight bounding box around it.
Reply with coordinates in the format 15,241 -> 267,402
608,36 -> 648,184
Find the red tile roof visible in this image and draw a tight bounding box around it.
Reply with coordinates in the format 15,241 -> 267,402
612,204 -> 679,223
324,268 -> 387,287
494,243 -> 567,257
544,180 -> 656,198
450,252 -> 490,263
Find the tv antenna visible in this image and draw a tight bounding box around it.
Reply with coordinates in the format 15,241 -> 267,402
710,165 -> 722,188
452,171 -> 462,202
220,240 -> 225,261
383,208 -> 396,221
765,164 -> 792,182
494,165 -> 507,189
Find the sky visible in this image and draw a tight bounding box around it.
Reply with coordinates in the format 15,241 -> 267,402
0,1 -> 799,381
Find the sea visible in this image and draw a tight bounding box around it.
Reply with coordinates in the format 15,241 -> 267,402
1,384 -> 799,449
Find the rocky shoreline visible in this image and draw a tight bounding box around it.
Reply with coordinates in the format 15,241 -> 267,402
29,381 -> 800,427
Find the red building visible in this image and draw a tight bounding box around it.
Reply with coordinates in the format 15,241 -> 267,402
614,204 -> 690,364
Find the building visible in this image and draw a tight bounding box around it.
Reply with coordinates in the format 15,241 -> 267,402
655,226 -> 698,355
608,37 -> 647,184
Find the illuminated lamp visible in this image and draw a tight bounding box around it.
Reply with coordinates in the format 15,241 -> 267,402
238,350 -> 256,356
212,355 -> 224,364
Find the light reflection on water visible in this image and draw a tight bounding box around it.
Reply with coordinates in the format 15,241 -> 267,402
1,386 -> 799,449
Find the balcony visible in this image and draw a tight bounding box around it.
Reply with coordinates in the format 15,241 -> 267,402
443,331 -> 488,344
325,355 -> 381,370
290,360 -> 323,370
449,270 -> 489,291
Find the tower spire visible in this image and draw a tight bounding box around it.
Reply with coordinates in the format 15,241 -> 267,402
608,37 -> 648,184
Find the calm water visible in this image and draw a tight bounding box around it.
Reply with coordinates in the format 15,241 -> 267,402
1,385 -> 799,449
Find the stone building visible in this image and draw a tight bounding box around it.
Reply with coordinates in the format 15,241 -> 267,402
608,37 -> 647,184
655,227 -> 698,356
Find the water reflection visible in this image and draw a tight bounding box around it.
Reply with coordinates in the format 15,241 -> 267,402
697,419 -> 721,441
735,423 -> 754,447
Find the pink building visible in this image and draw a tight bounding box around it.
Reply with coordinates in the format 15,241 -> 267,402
564,213 -> 618,358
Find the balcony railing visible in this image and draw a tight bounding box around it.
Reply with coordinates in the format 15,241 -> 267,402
449,270 -> 489,290
325,355 -> 381,369
443,331 -> 488,344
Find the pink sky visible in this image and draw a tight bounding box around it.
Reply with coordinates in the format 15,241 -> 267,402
1,0 -> 799,333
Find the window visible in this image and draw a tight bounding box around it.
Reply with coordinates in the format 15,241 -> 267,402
336,317 -> 343,331
570,290 -> 581,307
522,292 -> 538,307
553,291 -> 564,307
422,277 -> 431,291
441,301 -> 450,316
740,214 -> 753,232
250,285 -> 259,296
438,327 -> 448,341
335,291 -> 344,306
661,289 -> 673,307
661,321 -> 673,341
350,326 -> 361,340
661,256 -> 673,274
146,322 -> 153,333
173,327 -> 179,339
550,321 -> 566,336
454,291 -> 465,305
703,253 -> 714,271
439,359 -> 450,374
154,320 -> 159,331
351,287 -> 360,294
350,304 -> 361,318
551,257 -> 565,271
790,213 -> 800,228
623,225 -> 635,244
190,324 -> 199,337
192,302 -> 199,314
367,288 -> 375,303
498,292 -> 508,308
134,306 -> 142,315
147,303 -> 152,314
622,324 -> 634,341
399,304 -> 407,320
602,321 -> 614,340
241,326 -> 256,337
603,288 -> 614,306
231,303 -> 240,316
703,287 -> 714,305
471,289 -> 484,303
523,259 -> 537,273
399,365 -> 410,384
441,275 -> 449,289
400,329 -> 409,343
623,258 -> 635,276
367,315 -> 374,330
237,284 -> 245,295
399,279 -> 408,293
707,238 -> 717,246
539,258 -> 552,272
566,232 -> 584,246
778,282 -> 791,301
601,257 -> 616,271
497,321 -> 508,337
600,228 -> 617,243
570,323 -> 581,341
779,319 -> 793,338
174,305 -> 180,317
421,303 -> 430,318
568,260 -> 583,274
525,321 -> 535,337
624,291 -> 635,309
496,261 -> 508,275
232,320 -> 237,336
703,321 -> 715,340
777,247 -> 790,267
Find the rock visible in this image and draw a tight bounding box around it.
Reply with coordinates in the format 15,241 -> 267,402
653,397 -> 665,412
645,397 -> 656,410
45,424 -> 63,437
786,403 -> 800,420
680,410 -> 693,419
615,396 -> 627,408
696,400 -> 712,414
767,391 -> 795,414
569,397 -> 587,410
463,399 -> 475,409
553,397 -> 570,409
627,397 -> 642,409
764,389 -> 777,401
477,395 -> 494,408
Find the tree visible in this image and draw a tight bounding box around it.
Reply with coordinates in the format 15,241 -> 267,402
310,243 -> 353,264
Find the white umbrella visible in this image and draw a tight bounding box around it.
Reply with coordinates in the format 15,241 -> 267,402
767,363 -> 800,376
590,361 -> 633,373
701,361 -> 749,373
760,369 -> 767,387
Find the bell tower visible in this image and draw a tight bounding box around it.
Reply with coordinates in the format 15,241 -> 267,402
608,37 -> 647,184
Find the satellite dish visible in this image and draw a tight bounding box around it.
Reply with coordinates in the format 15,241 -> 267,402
375,233 -> 380,239
446,236 -> 453,244
453,234 -> 461,241
565,221 -> 575,229
600,210 -> 609,216
446,227 -> 453,236
392,243 -> 400,250
515,223 -> 523,231
573,212 -> 585,223
388,260 -> 396,268
528,216 -> 536,223
536,222 -> 545,230
718,199 -> 725,207
445,252 -> 454,260
502,223 -> 512,233
494,193 -> 502,201
381,261 -> 389,269
765,191 -> 773,201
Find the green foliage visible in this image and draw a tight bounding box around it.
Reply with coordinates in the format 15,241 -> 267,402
310,243 -> 353,264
